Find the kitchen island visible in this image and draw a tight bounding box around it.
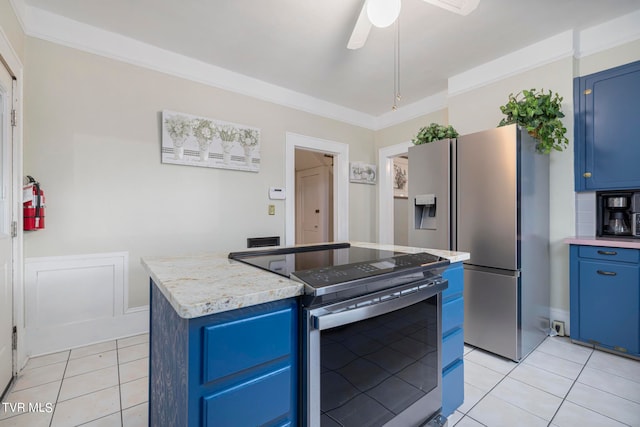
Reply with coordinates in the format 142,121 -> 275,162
142,242 -> 470,426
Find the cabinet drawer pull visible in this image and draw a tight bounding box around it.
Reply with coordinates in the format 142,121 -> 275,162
597,250 -> 617,256
596,270 -> 617,276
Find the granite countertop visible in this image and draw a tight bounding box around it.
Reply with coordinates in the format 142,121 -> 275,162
564,236 -> 640,249
141,241 -> 470,319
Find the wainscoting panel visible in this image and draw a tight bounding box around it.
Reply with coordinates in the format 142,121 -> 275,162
24,252 -> 149,357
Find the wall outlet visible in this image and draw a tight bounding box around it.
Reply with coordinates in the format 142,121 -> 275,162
268,204 -> 275,215
552,320 -> 565,337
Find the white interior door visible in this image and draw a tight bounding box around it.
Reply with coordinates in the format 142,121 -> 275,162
296,166 -> 329,244
0,60 -> 14,395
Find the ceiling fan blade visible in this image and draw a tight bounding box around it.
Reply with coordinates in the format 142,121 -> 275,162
347,1 -> 372,50
421,0 -> 480,15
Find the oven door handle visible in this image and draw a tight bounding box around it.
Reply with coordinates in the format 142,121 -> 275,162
312,284 -> 438,331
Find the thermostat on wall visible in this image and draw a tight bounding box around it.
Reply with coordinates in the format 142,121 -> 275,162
269,187 -> 286,200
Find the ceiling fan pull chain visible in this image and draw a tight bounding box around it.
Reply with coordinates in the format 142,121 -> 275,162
396,17 -> 401,102
392,18 -> 400,111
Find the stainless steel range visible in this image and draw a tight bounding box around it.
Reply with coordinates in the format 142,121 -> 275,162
230,243 -> 450,427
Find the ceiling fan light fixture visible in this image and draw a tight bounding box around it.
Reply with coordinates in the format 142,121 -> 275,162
421,0 -> 480,15
367,0 -> 402,28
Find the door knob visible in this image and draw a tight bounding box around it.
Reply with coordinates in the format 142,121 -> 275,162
583,172 -> 592,178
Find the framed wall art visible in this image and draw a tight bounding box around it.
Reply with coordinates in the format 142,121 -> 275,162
350,162 -> 377,185
161,110 -> 261,172
393,157 -> 408,198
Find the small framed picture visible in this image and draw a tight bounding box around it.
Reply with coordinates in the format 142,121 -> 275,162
393,157 -> 408,198
350,162 -> 377,185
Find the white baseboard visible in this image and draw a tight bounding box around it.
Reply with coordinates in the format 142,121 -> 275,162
24,252 -> 149,357
550,307 -> 571,337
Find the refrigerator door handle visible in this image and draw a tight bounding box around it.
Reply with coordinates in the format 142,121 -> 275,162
463,264 -> 521,277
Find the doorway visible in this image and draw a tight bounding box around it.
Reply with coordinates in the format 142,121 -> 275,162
378,142 -> 412,244
0,57 -> 15,398
285,133 -> 349,246
295,150 -> 333,244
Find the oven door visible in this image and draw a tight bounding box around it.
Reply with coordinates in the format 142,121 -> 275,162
302,279 -> 446,427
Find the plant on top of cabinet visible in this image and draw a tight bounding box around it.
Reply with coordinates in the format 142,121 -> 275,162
412,123 -> 459,145
498,88 -> 569,154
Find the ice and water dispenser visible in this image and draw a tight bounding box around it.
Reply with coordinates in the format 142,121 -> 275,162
414,194 -> 437,230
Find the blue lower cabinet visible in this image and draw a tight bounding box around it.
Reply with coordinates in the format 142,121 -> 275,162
441,263 -> 465,416
442,327 -> 464,370
442,360 -> 464,416
149,281 -> 298,427
570,245 -> 640,357
203,366 -> 292,427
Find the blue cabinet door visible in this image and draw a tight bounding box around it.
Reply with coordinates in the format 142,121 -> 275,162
570,245 -> 640,358
441,263 -> 464,416
575,60 -> 640,191
578,259 -> 639,354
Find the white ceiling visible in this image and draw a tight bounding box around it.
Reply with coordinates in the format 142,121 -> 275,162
19,0 -> 640,119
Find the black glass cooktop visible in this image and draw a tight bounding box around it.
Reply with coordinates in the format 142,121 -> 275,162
229,243 -> 448,291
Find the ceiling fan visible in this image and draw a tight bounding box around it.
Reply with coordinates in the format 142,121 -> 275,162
347,0 -> 480,49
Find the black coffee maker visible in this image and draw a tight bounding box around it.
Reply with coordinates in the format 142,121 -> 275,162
597,191 -> 635,237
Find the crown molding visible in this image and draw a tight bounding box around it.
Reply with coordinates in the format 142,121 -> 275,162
373,91 -> 448,131
576,9 -> 640,58
11,0 -> 378,129
448,10 -> 640,97
9,1 -> 640,130
448,31 -> 575,97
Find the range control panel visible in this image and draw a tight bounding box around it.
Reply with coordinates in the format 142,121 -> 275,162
291,252 -> 445,288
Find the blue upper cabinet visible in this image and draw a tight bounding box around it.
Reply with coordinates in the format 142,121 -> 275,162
574,60 -> 640,191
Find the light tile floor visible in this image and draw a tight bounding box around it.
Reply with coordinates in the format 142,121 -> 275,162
452,337 -> 640,427
1,334 -> 639,426
0,334 -> 149,427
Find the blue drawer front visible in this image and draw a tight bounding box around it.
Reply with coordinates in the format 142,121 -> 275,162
203,307 -> 292,383
442,328 -> 463,370
203,366 -> 291,426
577,245 -> 639,263
442,359 -> 464,416
442,297 -> 464,334
443,263 -> 464,301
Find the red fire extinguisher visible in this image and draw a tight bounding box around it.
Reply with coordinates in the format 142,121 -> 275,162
24,175 -> 45,230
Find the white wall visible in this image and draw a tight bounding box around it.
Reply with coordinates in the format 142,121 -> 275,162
23,38 -> 376,308
0,0 -> 24,63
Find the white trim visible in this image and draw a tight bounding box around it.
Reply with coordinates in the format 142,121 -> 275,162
373,91 -> 448,131
285,133 -> 349,246
576,9 -> 640,58
378,141 -> 413,244
448,31 -> 575,97
0,21 -> 24,376
11,1 -> 640,131
24,252 -> 149,357
11,1 -> 375,130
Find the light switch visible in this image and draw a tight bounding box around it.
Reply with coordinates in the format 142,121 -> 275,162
268,205 -> 275,215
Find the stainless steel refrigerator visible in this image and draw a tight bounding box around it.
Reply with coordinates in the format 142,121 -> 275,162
408,124 -> 550,361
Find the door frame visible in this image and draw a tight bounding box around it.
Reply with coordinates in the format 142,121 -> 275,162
378,141 -> 412,244
285,133 -> 348,246
0,30 -> 25,373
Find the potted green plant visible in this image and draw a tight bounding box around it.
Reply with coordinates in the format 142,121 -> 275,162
498,88 -> 569,154
411,123 -> 459,145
